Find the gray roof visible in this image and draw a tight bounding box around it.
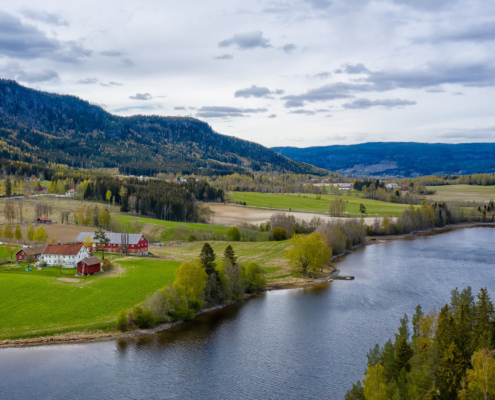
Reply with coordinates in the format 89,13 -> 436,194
81,256 -> 102,266
75,232 -> 146,245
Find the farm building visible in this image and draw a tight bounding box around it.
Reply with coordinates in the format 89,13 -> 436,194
40,244 -> 91,268
386,183 -> 399,189
15,245 -> 47,262
65,188 -> 75,197
75,232 -> 149,255
77,256 -> 102,275
338,183 -> 353,190
36,217 -> 52,224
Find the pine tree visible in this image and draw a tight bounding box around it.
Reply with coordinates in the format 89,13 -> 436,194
395,337 -> 414,376
454,303 -> 473,376
472,288 -> 494,350
200,243 -> 216,277
5,177 -> 11,197
437,342 -> 464,399
412,304 -> 423,347
223,245 -> 237,265
94,228 -> 110,260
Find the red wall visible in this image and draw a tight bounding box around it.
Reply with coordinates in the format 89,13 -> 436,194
77,261 -> 101,275
16,251 -> 40,262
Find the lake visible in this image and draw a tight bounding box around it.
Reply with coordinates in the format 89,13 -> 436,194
1,227 -> 494,399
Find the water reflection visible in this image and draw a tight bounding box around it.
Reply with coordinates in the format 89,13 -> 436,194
1,227 -> 494,400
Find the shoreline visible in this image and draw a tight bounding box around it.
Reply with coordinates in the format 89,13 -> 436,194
1,221 -> 493,349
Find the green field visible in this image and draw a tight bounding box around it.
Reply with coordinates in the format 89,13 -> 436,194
114,215 -> 230,241
229,192 -> 412,216
0,255 -> 180,339
426,185 -> 495,202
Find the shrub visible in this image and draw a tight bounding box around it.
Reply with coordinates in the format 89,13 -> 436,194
188,234 -> 197,242
132,306 -> 155,329
272,227 -> 287,241
116,309 -> 128,331
227,226 -> 241,241
242,262 -> 266,293
102,258 -> 112,272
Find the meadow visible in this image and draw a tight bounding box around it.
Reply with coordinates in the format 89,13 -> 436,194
426,184 -> 495,203
0,255 -> 180,339
229,191 -> 411,216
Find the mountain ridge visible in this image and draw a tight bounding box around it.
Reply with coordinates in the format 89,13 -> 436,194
272,142 -> 495,177
0,80 -> 329,176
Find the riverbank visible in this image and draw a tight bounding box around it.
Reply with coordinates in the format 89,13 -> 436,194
1,222 -> 493,348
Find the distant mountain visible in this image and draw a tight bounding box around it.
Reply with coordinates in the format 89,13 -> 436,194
272,142 -> 495,178
0,80 -> 328,176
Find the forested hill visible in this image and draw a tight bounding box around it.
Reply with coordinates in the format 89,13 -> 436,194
272,142 -> 495,178
0,80 -> 328,176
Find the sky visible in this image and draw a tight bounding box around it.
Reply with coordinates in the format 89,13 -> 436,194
1,0 -> 495,147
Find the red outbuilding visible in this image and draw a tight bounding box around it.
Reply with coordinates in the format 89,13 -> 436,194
15,245 -> 47,262
77,256 -> 102,275
36,217 -> 52,224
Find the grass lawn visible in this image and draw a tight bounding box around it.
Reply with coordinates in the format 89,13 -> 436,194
0,255 -> 180,339
114,215 -> 230,241
229,192 -> 412,217
426,185 -> 495,203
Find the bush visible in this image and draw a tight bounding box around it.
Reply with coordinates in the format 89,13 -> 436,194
102,258 -> 112,272
132,306 -> 155,329
242,262 -> 266,293
116,309 -> 128,331
188,234 -> 197,242
272,227 -> 287,241
227,226 -> 241,241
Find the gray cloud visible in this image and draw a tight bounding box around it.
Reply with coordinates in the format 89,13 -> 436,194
304,0 -> 332,10
196,106 -> 268,118
218,31 -> 272,50
313,72 -> 331,79
268,114 -> 277,118
174,106 -> 187,110
20,9 -> 69,27
234,85 -> 284,98
129,93 -> 152,100
17,68 -> 59,83
214,54 -> 233,60
436,127 -> 495,140
342,98 -> 417,109
289,109 -> 315,115
77,78 -> 99,84
282,43 -> 296,53
426,87 -> 445,93
114,104 -> 162,113
417,21 -> 495,44
0,12 -> 91,63
335,63 -> 370,74
108,81 -> 123,86
121,57 -> 135,67
391,0 -> 457,11
99,50 -> 124,57
452,91 -> 465,95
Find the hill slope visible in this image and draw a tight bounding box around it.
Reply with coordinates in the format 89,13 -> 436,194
272,142 -> 495,178
0,80 -> 327,176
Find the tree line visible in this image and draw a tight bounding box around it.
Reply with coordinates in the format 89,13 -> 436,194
346,287 -> 495,399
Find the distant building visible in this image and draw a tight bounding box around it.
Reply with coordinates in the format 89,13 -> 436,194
36,217 -> 52,224
386,183 -> 399,189
338,183 -> 353,190
34,187 -> 47,193
65,188 -> 75,197
75,232 -> 149,256
15,245 -> 47,262
40,244 -> 90,268
401,184 -> 409,191
77,256 -> 101,275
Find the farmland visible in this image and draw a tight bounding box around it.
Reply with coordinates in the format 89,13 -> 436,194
426,185 -> 495,203
228,191 -> 412,217
0,254 -> 180,339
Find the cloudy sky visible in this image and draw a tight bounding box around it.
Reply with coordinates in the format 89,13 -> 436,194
1,0 -> 495,147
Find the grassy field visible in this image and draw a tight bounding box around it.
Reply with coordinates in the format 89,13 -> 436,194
114,215 -> 230,241
0,254 -> 180,339
426,185 -> 495,202
229,192 -> 412,217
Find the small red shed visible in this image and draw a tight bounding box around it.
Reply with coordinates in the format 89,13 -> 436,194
77,256 -> 102,275
36,217 -> 52,224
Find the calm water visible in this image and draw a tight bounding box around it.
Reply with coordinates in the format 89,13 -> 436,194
1,227 -> 495,399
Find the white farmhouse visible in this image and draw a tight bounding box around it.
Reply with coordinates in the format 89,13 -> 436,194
386,183 -> 399,190
40,244 -> 91,268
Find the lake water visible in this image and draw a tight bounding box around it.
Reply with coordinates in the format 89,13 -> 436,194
1,227 -> 495,399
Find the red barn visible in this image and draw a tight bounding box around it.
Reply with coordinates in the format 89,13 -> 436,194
36,217 -> 52,224
77,256 -> 102,275
15,245 -> 47,262
75,232 -> 149,255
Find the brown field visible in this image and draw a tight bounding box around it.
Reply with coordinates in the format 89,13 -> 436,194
208,203 -> 378,226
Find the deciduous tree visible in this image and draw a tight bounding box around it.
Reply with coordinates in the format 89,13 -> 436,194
285,233 -> 331,274
26,222 -> 34,242
173,260 -> 207,304
33,225 -> 48,244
